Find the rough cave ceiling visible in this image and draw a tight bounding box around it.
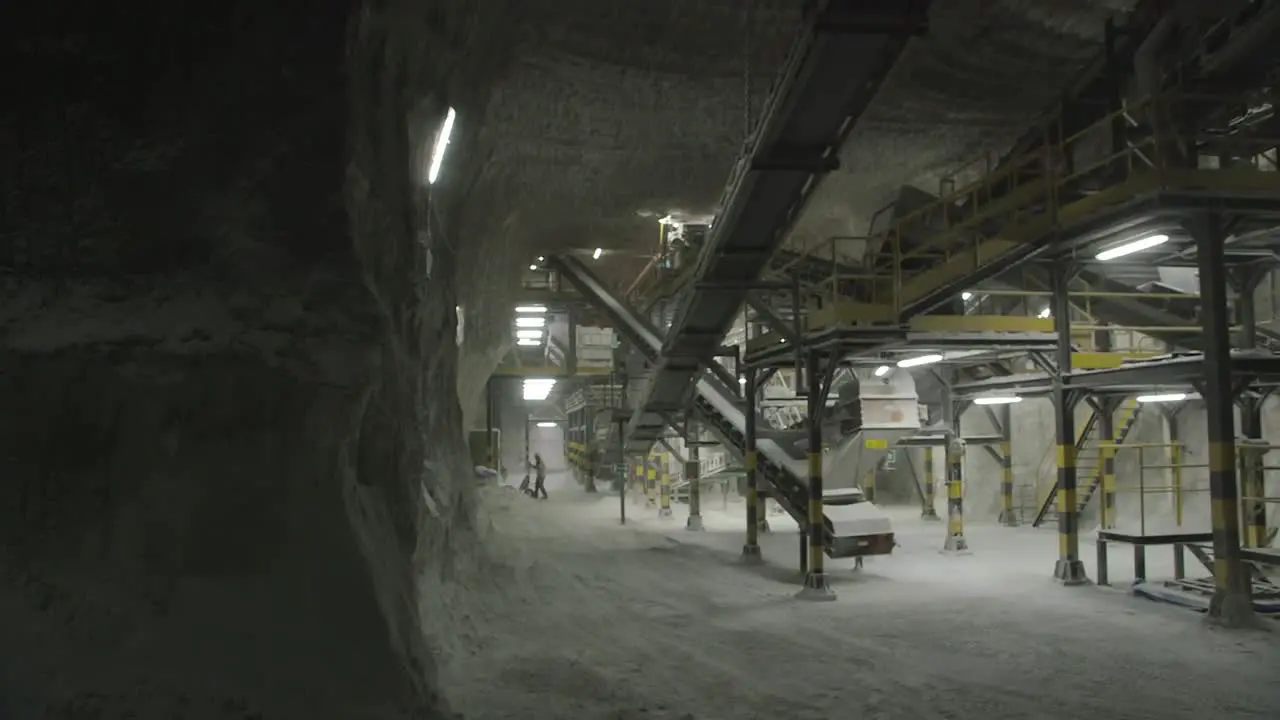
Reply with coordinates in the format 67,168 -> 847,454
448,0 -> 1142,288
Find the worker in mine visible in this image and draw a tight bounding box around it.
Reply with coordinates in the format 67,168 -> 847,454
532,453 -> 549,500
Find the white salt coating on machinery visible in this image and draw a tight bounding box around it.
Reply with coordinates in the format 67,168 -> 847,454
815,367 -> 920,542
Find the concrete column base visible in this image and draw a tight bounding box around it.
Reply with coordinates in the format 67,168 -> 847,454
1053,559 -> 1090,586
658,507 -> 672,518
758,518 -> 771,534
740,544 -> 763,564
796,572 -> 837,601
942,534 -> 969,554
1207,590 -> 1261,629
921,508 -> 940,521
685,515 -> 704,531
997,510 -> 1020,527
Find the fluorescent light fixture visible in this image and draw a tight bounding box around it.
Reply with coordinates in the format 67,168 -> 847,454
738,377 -> 747,385
896,354 -> 943,368
1136,392 -> 1187,404
974,395 -> 1023,405
537,256 -> 544,262
874,365 -> 890,377
426,107 -> 456,185
1096,233 -> 1169,261
515,317 -> 545,328
536,421 -> 557,428
515,305 -> 547,313
592,247 -> 603,260
528,264 -> 537,271
515,329 -> 543,339
523,378 -> 556,401
961,292 -> 973,301
516,338 -> 541,346
1037,307 -> 1052,319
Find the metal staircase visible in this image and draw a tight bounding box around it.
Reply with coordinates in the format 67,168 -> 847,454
1032,399 -> 1143,527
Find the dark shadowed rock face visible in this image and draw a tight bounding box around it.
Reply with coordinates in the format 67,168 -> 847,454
0,1 -> 468,715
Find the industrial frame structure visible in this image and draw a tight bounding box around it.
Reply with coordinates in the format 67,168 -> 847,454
492,0 -> 1280,622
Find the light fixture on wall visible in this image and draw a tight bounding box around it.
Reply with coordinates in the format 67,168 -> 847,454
515,305 -> 547,313
515,317 -> 546,328
426,107 -> 456,185
973,395 -> 1022,405
535,421 -> 558,428
593,247 -> 603,260
1136,392 -> 1187,403
515,329 -> 543,339
516,338 -> 541,346
896,354 -> 943,368
1096,233 -> 1169,261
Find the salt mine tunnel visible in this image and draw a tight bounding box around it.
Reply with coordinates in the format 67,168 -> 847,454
4,0 -> 1280,717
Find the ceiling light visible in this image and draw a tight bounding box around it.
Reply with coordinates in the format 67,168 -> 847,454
528,264 -> 537,271
536,421 -> 557,428
592,247 -> 603,260
973,395 -> 1022,405
523,378 -> 556,401
426,107 -> 456,185
516,338 -> 541,346
1096,233 -> 1169,261
961,292 -> 973,301
738,377 -> 747,385
515,329 -> 543,339
896,354 -> 943,368
1136,392 -> 1187,404
1037,307 -> 1052,319
515,305 -> 547,313
537,256 -> 545,262
874,365 -> 890,377
515,317 -> 546,328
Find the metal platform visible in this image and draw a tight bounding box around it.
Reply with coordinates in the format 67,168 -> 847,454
952,351 -> 1280,397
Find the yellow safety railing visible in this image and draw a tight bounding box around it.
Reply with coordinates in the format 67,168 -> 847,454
771,91 -> 1280,317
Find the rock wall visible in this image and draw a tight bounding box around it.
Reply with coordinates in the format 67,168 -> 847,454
0,0 -> 519,715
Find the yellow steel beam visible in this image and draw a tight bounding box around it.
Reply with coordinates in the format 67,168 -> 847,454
1070,352 -> 1160,370
909,315 -> 1053,333
490,365 -> 611,378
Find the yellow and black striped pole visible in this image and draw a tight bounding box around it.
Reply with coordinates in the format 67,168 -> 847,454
1240,437 -> 1268,549
997,440 -> 1018,527
1195,213 -> 1254,625
646,456 -> 657,508
1097,402 -> 1115,530
921,447 -> 939,519
658,452 -> 672,518
942,437 -> 969,552
742,367 -> 763,562
686,416 -> 704,532
1049,264 -> 1087,584
799,350 -> 835,600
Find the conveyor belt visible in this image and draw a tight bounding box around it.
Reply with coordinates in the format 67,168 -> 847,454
625,0 -> 930,454
553,254 -> 895,557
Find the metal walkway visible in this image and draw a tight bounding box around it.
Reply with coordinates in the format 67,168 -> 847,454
553,254 -> 893,557
620,0 -> 930,454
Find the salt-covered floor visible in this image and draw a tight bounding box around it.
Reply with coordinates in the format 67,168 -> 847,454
437,473 -> 1280,719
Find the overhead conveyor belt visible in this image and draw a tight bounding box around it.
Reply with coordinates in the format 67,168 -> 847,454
553,255 -> 896,558
624,0 -> 931,454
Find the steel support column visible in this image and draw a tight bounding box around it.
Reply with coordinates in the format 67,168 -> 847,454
686,413 -> 704,531
1193,214 -> 1254,626
922,446 -> 939,520
659,452 -> 673,518
742,367 -> 763,563
1233,269 -> 1268,549
943,436 -> 969,552
1099,399 -> 1117,530
799,350 -> 834,600
998,404 -> 1018,527
1051,263 -> 1088,584
646,456 -> 657,509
